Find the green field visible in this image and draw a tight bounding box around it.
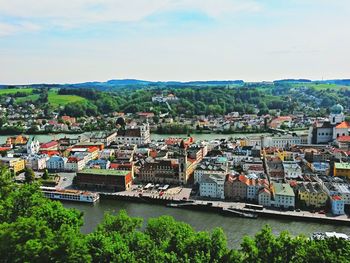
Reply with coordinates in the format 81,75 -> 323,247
0,88 -> 33,95
292,83 -> 349,91
15,94 -> 40,103
48,90 -> 87,107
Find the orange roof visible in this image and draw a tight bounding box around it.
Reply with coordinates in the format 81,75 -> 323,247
40,150 -> 60,156
88,147 -> 99,153
336,121 -> 350,129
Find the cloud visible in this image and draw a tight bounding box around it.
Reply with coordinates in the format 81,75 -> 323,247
0,0 -> 262,33
0,21 -> 40,36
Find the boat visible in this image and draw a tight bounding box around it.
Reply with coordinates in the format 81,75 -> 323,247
222,207 -> 258,219
40,186 -> 99,203
311,232 -> 349,240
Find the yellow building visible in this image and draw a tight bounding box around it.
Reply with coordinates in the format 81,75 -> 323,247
298,182 -> 328,208
0,157 -> 26,173
334,163 -> 350,177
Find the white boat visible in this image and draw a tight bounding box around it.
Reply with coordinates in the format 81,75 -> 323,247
40,186 -> 99,203
311,232 -> 349,240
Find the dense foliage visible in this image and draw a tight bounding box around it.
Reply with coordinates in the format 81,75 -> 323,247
0,167 -> 350,262
2,82 -> 350,118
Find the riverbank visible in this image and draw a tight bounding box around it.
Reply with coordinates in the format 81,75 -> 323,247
99,192 -> 350,226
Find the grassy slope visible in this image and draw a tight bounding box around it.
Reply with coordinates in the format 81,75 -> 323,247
0,88 -> 33,95
48,90 -> 87,107
292,83 -> 349,91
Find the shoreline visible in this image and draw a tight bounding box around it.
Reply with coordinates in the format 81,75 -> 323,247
100,193 -> 350,226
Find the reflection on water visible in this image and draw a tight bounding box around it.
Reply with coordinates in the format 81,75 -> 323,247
63,200 -> 350,248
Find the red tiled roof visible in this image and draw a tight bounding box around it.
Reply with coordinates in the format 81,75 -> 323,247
40,141 -> 58,149
337,136 -> 350,142
336,121 -> 350,129
332,195 -> 342,201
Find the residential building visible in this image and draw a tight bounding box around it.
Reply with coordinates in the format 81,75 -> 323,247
282,161 -> 302,179
46,156 -> 67,171
297,182 -> 328,208
194,157 -> 228,184
258,188 -> 272,207
273,183 -> 295,209
0,157 -> 26,173
333,163 -> 350,178
199,174 -> 225,199
25,155 -> 48,171
331,195 -> 345,215
86,159 -> 110,169
224,174 -> 249,201
65,157 -> 85,172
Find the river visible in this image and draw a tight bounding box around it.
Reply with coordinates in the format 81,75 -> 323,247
63,200 -> 350,247
0,132 -> 271,144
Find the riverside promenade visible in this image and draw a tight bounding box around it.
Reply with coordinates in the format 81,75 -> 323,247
100,186 -> 350,226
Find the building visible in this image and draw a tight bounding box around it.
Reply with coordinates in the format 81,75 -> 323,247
75,169 -> 132,192
273,183 -> 295,209
90,131 -> 117,146
6,135 -> 28,146
335,136 -> 350,150
199,174 -> 225,199
86,159 -> 110,169
26,137 -> 40,155
40,141 -> 59,152
310,104 -> 346,144
116,123 -> 151,145
139,159 -> 179,184
333,121 -> 350,140
331,195 -> 345,215
282,161 -> 302,179
297,182 -> 328,208
65,157 -> 85,172
0,157 -> 26,173
46,156 -> 67,171
224,174 -> 249,201
310,162 -> 330,176
265,157 -> 284,181
99,149 -> 115,160
25,155 -> 48,171
333,163 -> 350,178
258,188 -> 272,207
194,157 -> 228,184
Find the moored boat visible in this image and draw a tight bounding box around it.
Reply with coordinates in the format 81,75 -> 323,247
40,186 -> 99,203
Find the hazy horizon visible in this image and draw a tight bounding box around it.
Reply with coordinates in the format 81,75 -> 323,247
1,0 -> 349,84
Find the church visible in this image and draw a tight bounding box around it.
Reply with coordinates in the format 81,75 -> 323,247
310,104 -> 350,144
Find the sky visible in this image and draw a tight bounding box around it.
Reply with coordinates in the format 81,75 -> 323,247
0,0 -> 349,84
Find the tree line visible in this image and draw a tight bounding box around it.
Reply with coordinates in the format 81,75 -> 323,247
0,166 -> 349,262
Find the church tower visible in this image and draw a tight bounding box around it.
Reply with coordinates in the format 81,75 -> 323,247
329,104 -> 345,125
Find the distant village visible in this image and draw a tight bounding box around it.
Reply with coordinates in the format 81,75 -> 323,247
0,103 -> 350,217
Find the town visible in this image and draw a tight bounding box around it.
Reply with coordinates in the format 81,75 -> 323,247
1,103 -> 350,221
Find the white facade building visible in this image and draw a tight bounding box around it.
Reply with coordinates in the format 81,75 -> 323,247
199,174 -> 225,199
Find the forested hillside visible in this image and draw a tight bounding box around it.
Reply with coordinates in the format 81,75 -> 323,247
1,81 -> 349,118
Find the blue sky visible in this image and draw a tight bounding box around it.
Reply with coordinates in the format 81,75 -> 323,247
0,0 -> 349,84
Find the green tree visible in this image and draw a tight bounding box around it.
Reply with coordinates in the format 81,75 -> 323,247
24,167 -> 35,183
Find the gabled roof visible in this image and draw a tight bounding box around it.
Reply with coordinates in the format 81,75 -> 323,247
335,121 -> 350,129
